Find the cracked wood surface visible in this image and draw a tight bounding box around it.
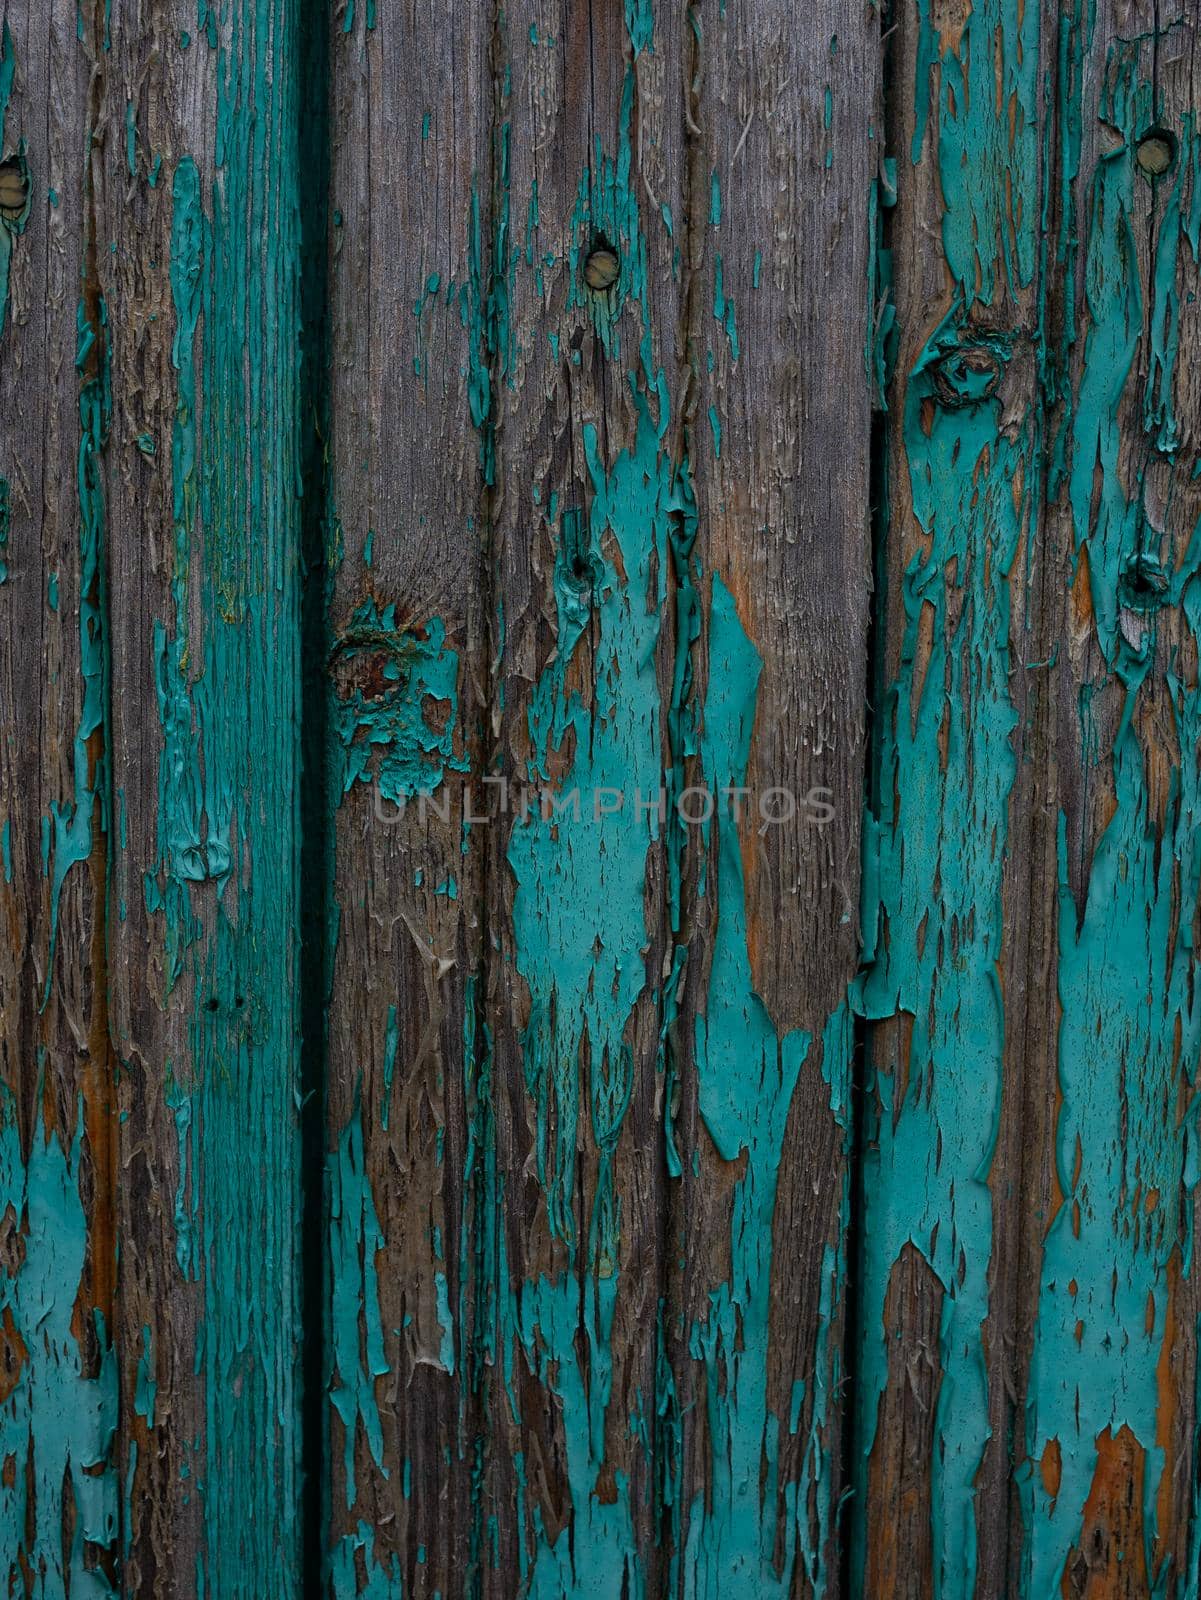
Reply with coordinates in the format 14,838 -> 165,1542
1,2 -> 1200,1597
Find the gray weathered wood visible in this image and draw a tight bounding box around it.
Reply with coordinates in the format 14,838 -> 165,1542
670,4 -> 876,1595
0,2 -> 117,1590
1012,10 -> 1201,1597
101,2 -> 306,1591
323,2 -> 491,1594
480,1 -> 686,1591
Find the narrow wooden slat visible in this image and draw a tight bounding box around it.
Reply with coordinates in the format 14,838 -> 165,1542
1015,10 -> 1201,1595
322,2 -> 490,1594
101,2 -> 306,1590
851,0 -> 1051,1592
669,4 -> 876,1595
481,1 -> 686,1591
0,2 -> 118,1590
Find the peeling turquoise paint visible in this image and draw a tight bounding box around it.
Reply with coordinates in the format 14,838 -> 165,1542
331,1522 -> 404,1600
503,384 -> 676,1593
134,1325 -> 157,1428
148,4 -> 306,1586
125,100 -> 137,177
854,311 -> 1026,1595
852,3 -> 1040,1592
329,1096 -> 389,1510
151,155 -> 205,990
330,603 -> 465,806
0,1091 -> 117,1595
1020,31 -> 1201,1596
683,578 -> 846,1598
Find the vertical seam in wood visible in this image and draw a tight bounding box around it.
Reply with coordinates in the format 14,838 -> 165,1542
297,0 -> 333,1589
462,3 -> 509,1588
83,0 -> 120,1585
845,3 -> 898,1592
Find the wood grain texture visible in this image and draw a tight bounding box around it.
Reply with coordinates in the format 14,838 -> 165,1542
479,2 -> 686,1592
323,2 -> 490,1595
0,2 -> 118,1591
856,4 -> 1201,1598
1014,9 -> 1201,1597
3,1 -> 1200,1594
100,1 -> 306,1592
851,2 -> 1053,1594
670,2 -> 876,1596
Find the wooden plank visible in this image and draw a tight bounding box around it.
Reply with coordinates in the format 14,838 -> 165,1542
322,2 -> 491,1595
668,3 -> 876,1595
1015,9 -> 1201,1595
480,1 -> 687,1591
100,2 -> 307,1591
0,2 -> 118,1591
850,0 -> 1051,1592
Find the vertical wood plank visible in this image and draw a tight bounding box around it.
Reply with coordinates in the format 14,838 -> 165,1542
852,0 -> 1051,1592
670,3 -> 876,1595
0,2 -> 118,1590
481,1 -> 686,1591
101,2 -> 306,1591
322,2 -> 490,1595
1016,9 -> 1201,1595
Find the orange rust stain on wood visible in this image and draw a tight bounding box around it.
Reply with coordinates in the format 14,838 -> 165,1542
862,1246 -> 942,1600
1061,1425 -> 1150,1599
0,1305 -> 27,1406
1040,1436 -> 1062,1503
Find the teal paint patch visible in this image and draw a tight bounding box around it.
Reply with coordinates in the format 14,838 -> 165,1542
683,577 -> 846,1598
910,0 -> 1039,301
329,1097 -> 389,1509
149,9 -> 306,1582
329,603 -> 465,806
148,156 -> 206,990
851,5 -> 1041,1592
164,1071 -> 197,1279
125,100 -> 138,177
0,1091 -> 117,1594
134,1325 -> 157,1428
434,1269 -> 455,1374
503,372 -> 679,1589
1020,33 -> 1201,1594
854,316 -> 1024,1596
508,390 -> 670,1248
381,1002 -> 399,1131
331,1521 -> 404,1599
707,404 -> 721,457
712,256 -> 738,361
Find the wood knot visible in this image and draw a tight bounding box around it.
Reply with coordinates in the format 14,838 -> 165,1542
0,158 -> 28,224
1119,552 -> 1169,613
1136,129 -> 1176,177
583,243 -> 620,293
328,627 -> 414,701
931,344 -> 1003,408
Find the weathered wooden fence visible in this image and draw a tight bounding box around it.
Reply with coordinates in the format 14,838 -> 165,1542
2,0 -> 1200,1595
